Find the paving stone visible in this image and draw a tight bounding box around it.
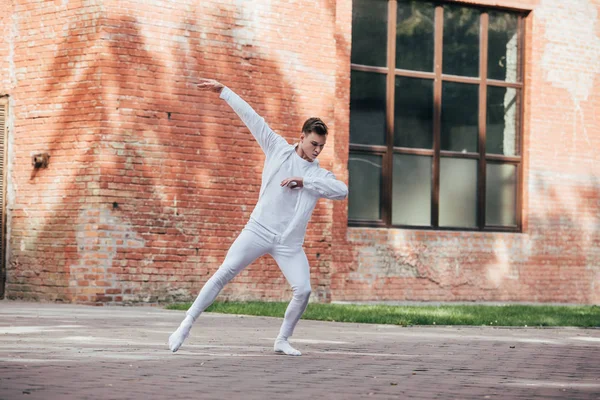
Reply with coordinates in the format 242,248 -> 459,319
0,301 -> 598,400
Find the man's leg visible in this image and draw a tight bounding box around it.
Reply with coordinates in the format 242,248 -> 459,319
169,228 -> 269,352
271,246 -> 311,356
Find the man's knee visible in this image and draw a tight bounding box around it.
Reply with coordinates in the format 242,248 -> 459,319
212,265 -> 237,286
293,284 -> 312,300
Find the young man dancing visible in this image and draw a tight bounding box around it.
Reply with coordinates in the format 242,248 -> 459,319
168,79 -> 348,356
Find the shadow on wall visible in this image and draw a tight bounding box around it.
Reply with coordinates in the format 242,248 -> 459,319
6,5 -> 106,302
9,3 -> 312,304
523,173 -> 600,303
335,173 -> 600,304
325,0 -> 599,304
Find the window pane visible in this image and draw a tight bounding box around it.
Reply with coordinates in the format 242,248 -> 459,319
486,163 -> 517,226
487,86 -> 518,156
396,0 -> 435,72
350,71 -> 387,145
440,158 -> 477,227
392,154 -> 431,226
441,82 -> 478,152
348,153 -> 382,220
351,0 -> 388,67
394,77 -> 433,149
488,11 -> 519,82
443,5 -> 480,77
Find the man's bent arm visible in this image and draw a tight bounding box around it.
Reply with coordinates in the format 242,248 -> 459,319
303,172 -> 348,200
220,87 -> 287,155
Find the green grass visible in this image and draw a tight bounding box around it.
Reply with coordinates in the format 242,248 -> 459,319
166,301 -> 600,328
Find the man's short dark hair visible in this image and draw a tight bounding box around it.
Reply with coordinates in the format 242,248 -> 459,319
302,117 -> 328,136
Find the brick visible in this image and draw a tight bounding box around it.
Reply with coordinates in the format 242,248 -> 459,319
1,0 -> 598,305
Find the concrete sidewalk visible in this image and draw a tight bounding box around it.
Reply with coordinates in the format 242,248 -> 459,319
0,301 -> 598,400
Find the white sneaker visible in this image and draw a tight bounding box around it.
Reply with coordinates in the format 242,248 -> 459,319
274,339 -> 302,356
168,318 -> 193,352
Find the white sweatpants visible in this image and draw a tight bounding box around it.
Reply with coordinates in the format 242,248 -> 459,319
186,222 -> 311,340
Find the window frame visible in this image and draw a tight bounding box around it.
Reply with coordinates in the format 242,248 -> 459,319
348,0 -> 526,232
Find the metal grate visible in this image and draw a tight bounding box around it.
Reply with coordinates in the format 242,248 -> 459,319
0,99 -> 6,298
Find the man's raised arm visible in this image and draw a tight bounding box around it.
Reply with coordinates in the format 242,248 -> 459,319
197,78 -> 286,155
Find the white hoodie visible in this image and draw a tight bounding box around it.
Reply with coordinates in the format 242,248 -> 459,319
219,87 -> 348,246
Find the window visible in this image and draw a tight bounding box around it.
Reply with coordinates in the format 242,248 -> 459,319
349,0 -> 523,231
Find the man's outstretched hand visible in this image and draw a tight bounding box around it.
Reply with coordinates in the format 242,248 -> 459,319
281,177 -> 304,188
197,78 -> 224,93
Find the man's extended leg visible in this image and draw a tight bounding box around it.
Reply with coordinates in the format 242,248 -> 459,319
168,228 -> 269,352
271,246 -> 311,356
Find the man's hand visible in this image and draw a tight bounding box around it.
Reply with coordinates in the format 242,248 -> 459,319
197,78 -> 224,93
281,177 -> 304,188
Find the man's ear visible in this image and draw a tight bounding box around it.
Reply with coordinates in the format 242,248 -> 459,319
300,132 -> 305,141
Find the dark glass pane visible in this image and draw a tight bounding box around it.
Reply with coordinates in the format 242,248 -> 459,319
488,11 -> 519,82
392,154 -> 431,226
443,5 -> 480,77
396,0 -> 435,72
486,163 -> 517,226
351,0 -> 388,67
394,77 -> 433,148
439,158 -> 477,227
486,86 -> 518,156
441,82 -> 478,152
350,71 -> 387,145
348,153 -> 382,220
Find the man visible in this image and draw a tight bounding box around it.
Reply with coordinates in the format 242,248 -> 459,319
168,78 -> 348,356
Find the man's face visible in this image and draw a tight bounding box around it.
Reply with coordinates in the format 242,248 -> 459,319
300,132 -> 327,161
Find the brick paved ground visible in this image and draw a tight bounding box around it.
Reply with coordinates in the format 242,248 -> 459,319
0,301 -> 598,400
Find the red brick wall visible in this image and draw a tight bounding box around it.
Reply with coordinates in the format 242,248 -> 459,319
1,0 -> 598,304
0,0 -> 14,93
2,0 -> 107,302
1,0 -> 342,304
331,0 -> 600,304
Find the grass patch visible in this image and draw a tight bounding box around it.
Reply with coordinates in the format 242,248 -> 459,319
166,302 -> 600,328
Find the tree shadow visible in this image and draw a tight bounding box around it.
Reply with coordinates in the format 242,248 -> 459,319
523,173 -> 600,303
6,5 -> 106,301
326,0 -> 598,304
332,169 -> 599,303
8,3 -> 334,304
